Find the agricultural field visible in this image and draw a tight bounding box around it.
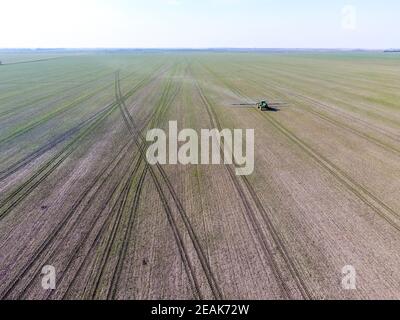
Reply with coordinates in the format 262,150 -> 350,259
0,51 -> 399,300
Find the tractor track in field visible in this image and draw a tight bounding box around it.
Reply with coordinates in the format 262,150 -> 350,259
85,155 -> 144,299
59,163 -> 143,299
48,156 -> 144,300
106,165 -> 148,300
116,74 -> 207,299
201,64 -> 400,232
115,69 -> 223,300
85,72 -> 157,300
0,57 -> 64,66
0,67 -> 121,110
0,62 -> 166,181
0,70 -> 118,120
48,65 -> 207,300
0,64 -> 164,147
216,75 -> 400,234
50,87 -> 166,300
0,94 -> 56,119
204,63 -> 400,154
194,76 -> 311,300
16,110 -> 157,300
257,110 -> 400,232
78,67 -> 204,299
0,138 -> 136,299
242,67 -> 400,143
2,66 -> 167,299
250,65 -> 400,124
0,82 -> 118,146
257,79 -> 400,155
49,125 -> 152,300
253,61 -> 400,93
0,102 -> 117,182
0,102 -> 117,221
0,65 -> 166,222
43,68 -> 176,300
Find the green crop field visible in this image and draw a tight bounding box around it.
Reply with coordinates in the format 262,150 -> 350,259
0,51 -> 399,299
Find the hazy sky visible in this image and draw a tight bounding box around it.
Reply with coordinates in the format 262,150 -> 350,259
0,0 -> 398,48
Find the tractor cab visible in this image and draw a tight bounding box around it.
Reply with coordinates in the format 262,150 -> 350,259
257,100 -> 269,110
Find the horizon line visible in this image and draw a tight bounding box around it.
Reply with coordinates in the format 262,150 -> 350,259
1,47 -> 398,51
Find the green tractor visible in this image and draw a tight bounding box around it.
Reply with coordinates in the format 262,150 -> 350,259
232,98 -> 285,112
233,100 -> 270,111
257,100 -> 269,111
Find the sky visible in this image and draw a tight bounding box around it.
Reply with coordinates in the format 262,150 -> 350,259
0,0 -> 398,49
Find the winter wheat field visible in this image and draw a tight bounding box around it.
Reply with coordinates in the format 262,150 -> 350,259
0,51 -> 399,300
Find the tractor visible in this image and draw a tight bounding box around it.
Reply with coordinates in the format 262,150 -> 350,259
257,100 -> 269,110
232,100 -> 271,111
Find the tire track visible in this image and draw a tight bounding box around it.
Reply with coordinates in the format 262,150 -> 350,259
47,124 -> 153,300
43,67 -> 174,300
116,69 -> 204,300
258,111 -> 400,232
53,112 -> 159,300
0,65 -> 166,221
241,66 -> 400,143
7,66 -> 172,299
86,156 -> 144,299
250,65 -> 400,128
0,137 -> 135,299
5,69 -> 163,298
106,165 -> 148,300
0,102 -> 115,182
256,78 -> 400,155
0,70 -> 116,120
0,63 -> 165,182
211,70 -> 400,233
116,69 -> 223,300
17,149 -> 141,300
45,153 -> 143,301
194,76 -> 310,299
0,108 -> 114,221
59,165 -> 142,300
0,64 -> 163,146
47,65 -> 197,300
0,57 -> 63,66
0,83 -> 117,146
83,75 -> 153,297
